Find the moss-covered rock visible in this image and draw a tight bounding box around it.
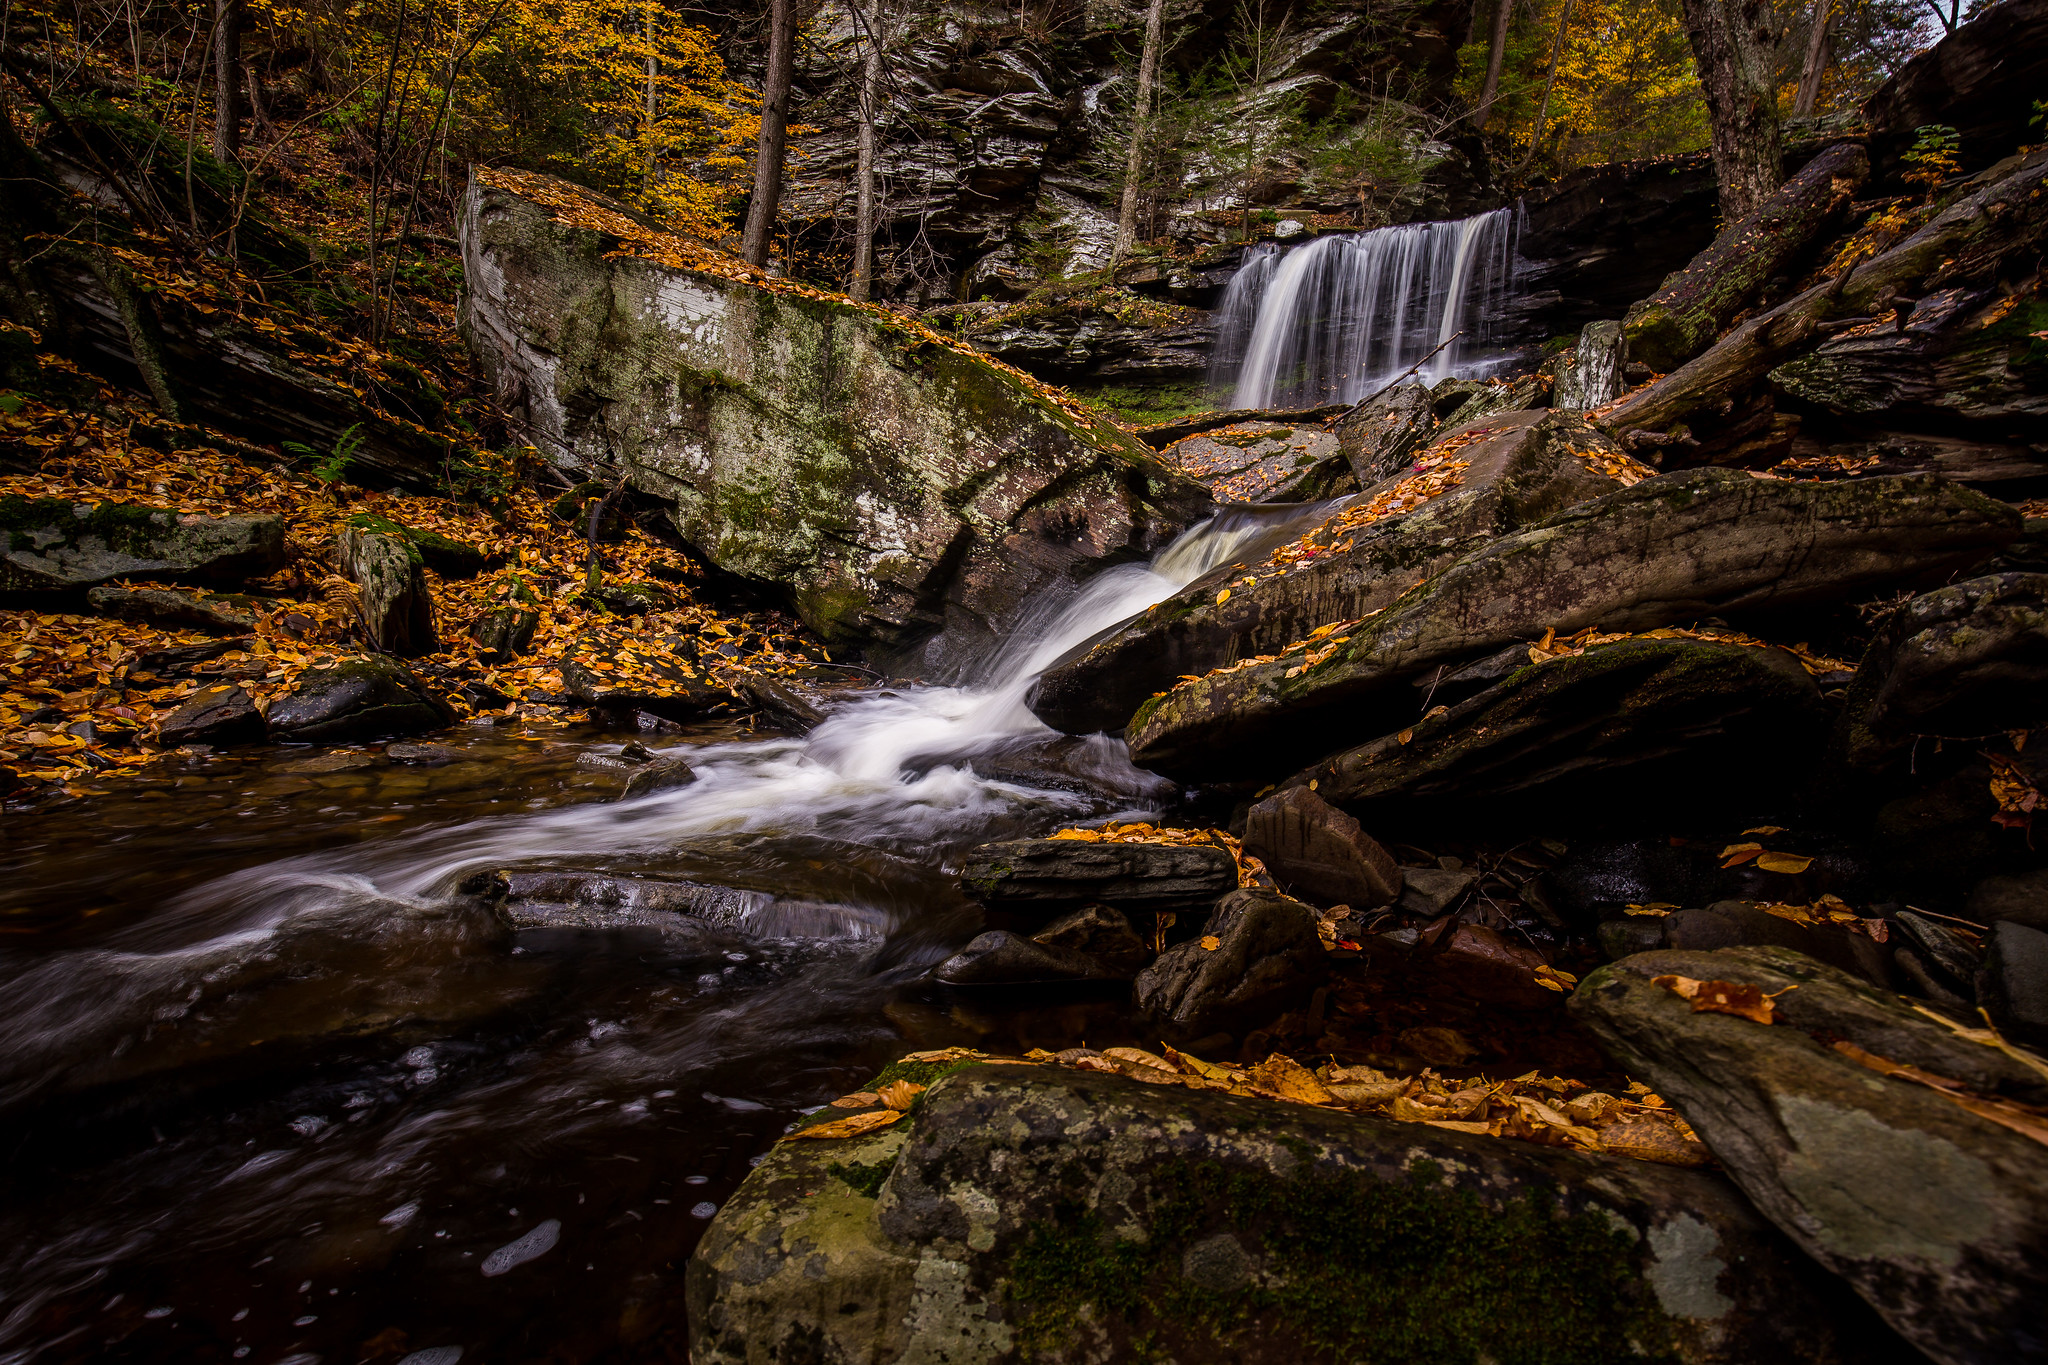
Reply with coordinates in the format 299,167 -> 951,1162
688,1063 -> 1875,1364
460,174 -> 1211,667
334,525 -> 437,657
344,513 -> 490,579
264,656 -> 452,743
1,495 -> 284,594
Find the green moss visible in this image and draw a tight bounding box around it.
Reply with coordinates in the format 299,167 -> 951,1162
825,1158 -> 897,1198
1003,1155 -> 1679,1365
1,495 -> 178,552
866,1056 -> 989,1092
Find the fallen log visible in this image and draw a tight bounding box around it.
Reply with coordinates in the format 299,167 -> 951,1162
1623,141 -> 1869,373
1604,145 -> 2048,441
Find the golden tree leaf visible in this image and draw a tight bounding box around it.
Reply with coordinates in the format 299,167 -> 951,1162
1755,851 -> 1814,874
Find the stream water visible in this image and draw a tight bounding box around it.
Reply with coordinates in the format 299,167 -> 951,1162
0,503 -> 1327,1364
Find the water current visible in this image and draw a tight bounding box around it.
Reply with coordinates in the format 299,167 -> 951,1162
0,502 -> 1329,1364
1210,207 -> 1527,410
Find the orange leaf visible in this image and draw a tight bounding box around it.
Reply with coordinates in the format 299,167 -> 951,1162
1652,974 -> 1786,1024
877,1080 -> 926,1111
1200,935 -> 1221,951
785,1109 -> 904,1141
1755,851 -> 1814,874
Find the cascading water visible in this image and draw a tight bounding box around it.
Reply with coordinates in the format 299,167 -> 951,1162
1209,206 -> 1526,410
0,499 -> 1333,1365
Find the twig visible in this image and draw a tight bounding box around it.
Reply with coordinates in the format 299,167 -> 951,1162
1334,332 -> 1462,422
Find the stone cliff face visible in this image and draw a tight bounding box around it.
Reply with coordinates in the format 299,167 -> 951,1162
459,171 -> 1212,671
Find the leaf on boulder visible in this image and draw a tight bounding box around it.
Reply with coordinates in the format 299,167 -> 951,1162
1652,974 -> 1788,1024
828,1091 -> 881,1108
786,1109 -> 904,1141
877,1080 -> 926,1111
1533,965 -> 1578,992
1200,935 -> 1221,951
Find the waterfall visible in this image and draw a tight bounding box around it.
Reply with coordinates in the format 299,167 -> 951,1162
1209,207 -> 1526,410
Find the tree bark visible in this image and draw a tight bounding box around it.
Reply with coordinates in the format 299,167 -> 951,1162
211,0 -> 243,162
1112,0 -> 1167,268
1622,140 -> 1867,371
1510,0 -> 1575,175
1473,0 -> 1513,130
1679,0 -> 1783,221
740,0 -> 796,268
850,0 -> 882,300
1792,0 -> 1830,117
1603,146 -> 2048,438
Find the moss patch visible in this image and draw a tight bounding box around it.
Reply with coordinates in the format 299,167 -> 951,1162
1004,1155 -> 1679,1365
826,1158 -> 897,1199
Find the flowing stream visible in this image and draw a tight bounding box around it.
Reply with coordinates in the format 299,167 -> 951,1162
0,503 -> 1325,1365
1210,207 -> 1527,409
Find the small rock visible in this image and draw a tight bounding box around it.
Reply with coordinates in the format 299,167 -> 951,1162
344,513 -> 490,579
1398,866 -> 1474,917
1598,916 -> 1669,960
958,838 -> 1238,916
157,684 -> 265,748
1134,889 -> 1325,1037
1242,786 -> 1400,907
1978,920 -> 2048,1046
735,674 -> 832,734
335,526 -> 437,657
577,581 -> 676,616
1031,904 -> 1150,976
1419,918 -> 1555,1009
1967,868 -> 2048,931
265,656 -> 453,743
933,931 -> 1119,986
620,755 -> 697,800
385,742 -> 457,765
472,602 -> 540,663
274,751 -> 379,774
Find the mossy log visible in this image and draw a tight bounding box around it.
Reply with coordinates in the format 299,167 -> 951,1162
1623,142 -> 1869,373
1605,145 -> 2048,441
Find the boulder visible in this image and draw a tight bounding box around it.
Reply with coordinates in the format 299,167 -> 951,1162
264,656 -> 453,743
1154,420 -> 1349,504
1287,639 -> 1828,815
619,752 -> 698,799
1333,380 -> 1438,486
1032,410 -> 1635,737
0,496 -> 284,594
1862,0 -> 2048,177
958,838 -> 1237,916
343,512 -> 490,579
1969,868 -> 2048,931
1836,573 -> 2048,772
498,869 -> 759,927
1636,900 -> 1894,989
1399,866 -> 1475,917
1028,903 -> 1150,976
156,683 -> 265,748
1240,785 -> 1400,908
1130,470 -> 2018,781
932,930 -> 1122,986
1978,920 -> 2048,1047
459,172 -> 1209,665
1133,888 -> 1324,1036
1551,319 -> 1627,410
86,585 -> 262,634
734,673 -> 832,733
470,572 -> 542,663
558,632 -> 728,722
1571,945 -> 2048,1364
577,580 -> 676,616
333,525 -> 436,657
689,1062 -> 1879,1365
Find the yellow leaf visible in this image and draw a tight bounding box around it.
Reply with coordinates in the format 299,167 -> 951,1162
1215,589 -> 1231,605
877,1080 -> 926,1111
1200,935 -> 1221,951
1533,965 -> 1578,992
1755,851 -> 1814,874
785,1109 -> 904,1140
1743,825 -> 1785,836
1718,841 -> 1763,868
1624,903 -> 1677,916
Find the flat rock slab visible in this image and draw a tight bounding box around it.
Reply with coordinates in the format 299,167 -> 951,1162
86,585 -> 264,634
688,1063 -> 1876,1365
1,497 -> 284,594
1570,945 -> 2048,1365
1130,469 -> 2018,781
157,683 -> 265,747
957,839 -> 1237,914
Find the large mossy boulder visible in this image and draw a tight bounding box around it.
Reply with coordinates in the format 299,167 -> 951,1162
1031,410 -> 1634,737
1571,946 -> 2048,1365
459,172 -> 1210,668
1129,470 -> 2018,782
688,1063 -> 1879,1365
1,496 -> 284,595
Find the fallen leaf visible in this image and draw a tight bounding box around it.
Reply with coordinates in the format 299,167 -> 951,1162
1624,902 -> 1678,916
1533,965 -> 1578,992
1215,589 -> 1231,605
828,1091 -> 881,1108
785,1109 -> 905,1140
1200,935 -> 1221,951
1718,842 -> 1763,867
1652,974 -> 1787,1024
1755,851 -> 1814,874
1744,825 -> 1786,836
1245,1053 -> 1335,1105
877,1080 -> 926,1111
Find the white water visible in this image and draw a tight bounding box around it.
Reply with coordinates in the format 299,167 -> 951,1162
1210,207 -> 1526,409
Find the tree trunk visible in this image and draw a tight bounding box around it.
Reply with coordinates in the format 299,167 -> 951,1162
211,0 -> 243,162
1603,146 -> 2048,438
1473,0 -> 1513,130
740,0 -> 796,268
1679,0 -> 1783,222
1622,141 -> 1867,371
850,0 -> 882,300
1511,0 -> 1575,175
1112,0 -> 1167,268
1791,0 -> 1830,117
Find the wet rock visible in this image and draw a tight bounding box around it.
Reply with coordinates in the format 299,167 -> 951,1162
958,838 -> 1237,916
1552,319 -> 1628,409
689,1062 -> 1878,1365
470,574 -> 541,663
559,633 -> 728,722
1891,909 -> 1983,1001
620,753 -> 697,799
1033,409 -> 1632,736
1968,868 -> 2048,931
334,524 -> 437,657
1399,866 -> 1475,917
1418,917 -> 1557,1009
461,174 -> 1209,664
0,496 -> 285,594
86,585 -> 262,634
1134,889 -> 1324,1037
1131,470 -> 2018,781
1836,573 -> 2048,774
1291,639 -> 1828,814
1978,921 -> 2048,1047
933,930 -> 1120,986
1155,421 -> 1344,504
384,742 -> 457,765
343,512 -> 490,579
1333,380 -> 1437,486
1029,904 -> 1150,977
734,673 -> 832,734
1571,945 -> 2048,1364
264,656 -> 453,743
498,870 -> 759,928
1599,917 -> 1670,960
156,683 -> 265,748
274,751 -> 380,774
1240,785 -> 1399,908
